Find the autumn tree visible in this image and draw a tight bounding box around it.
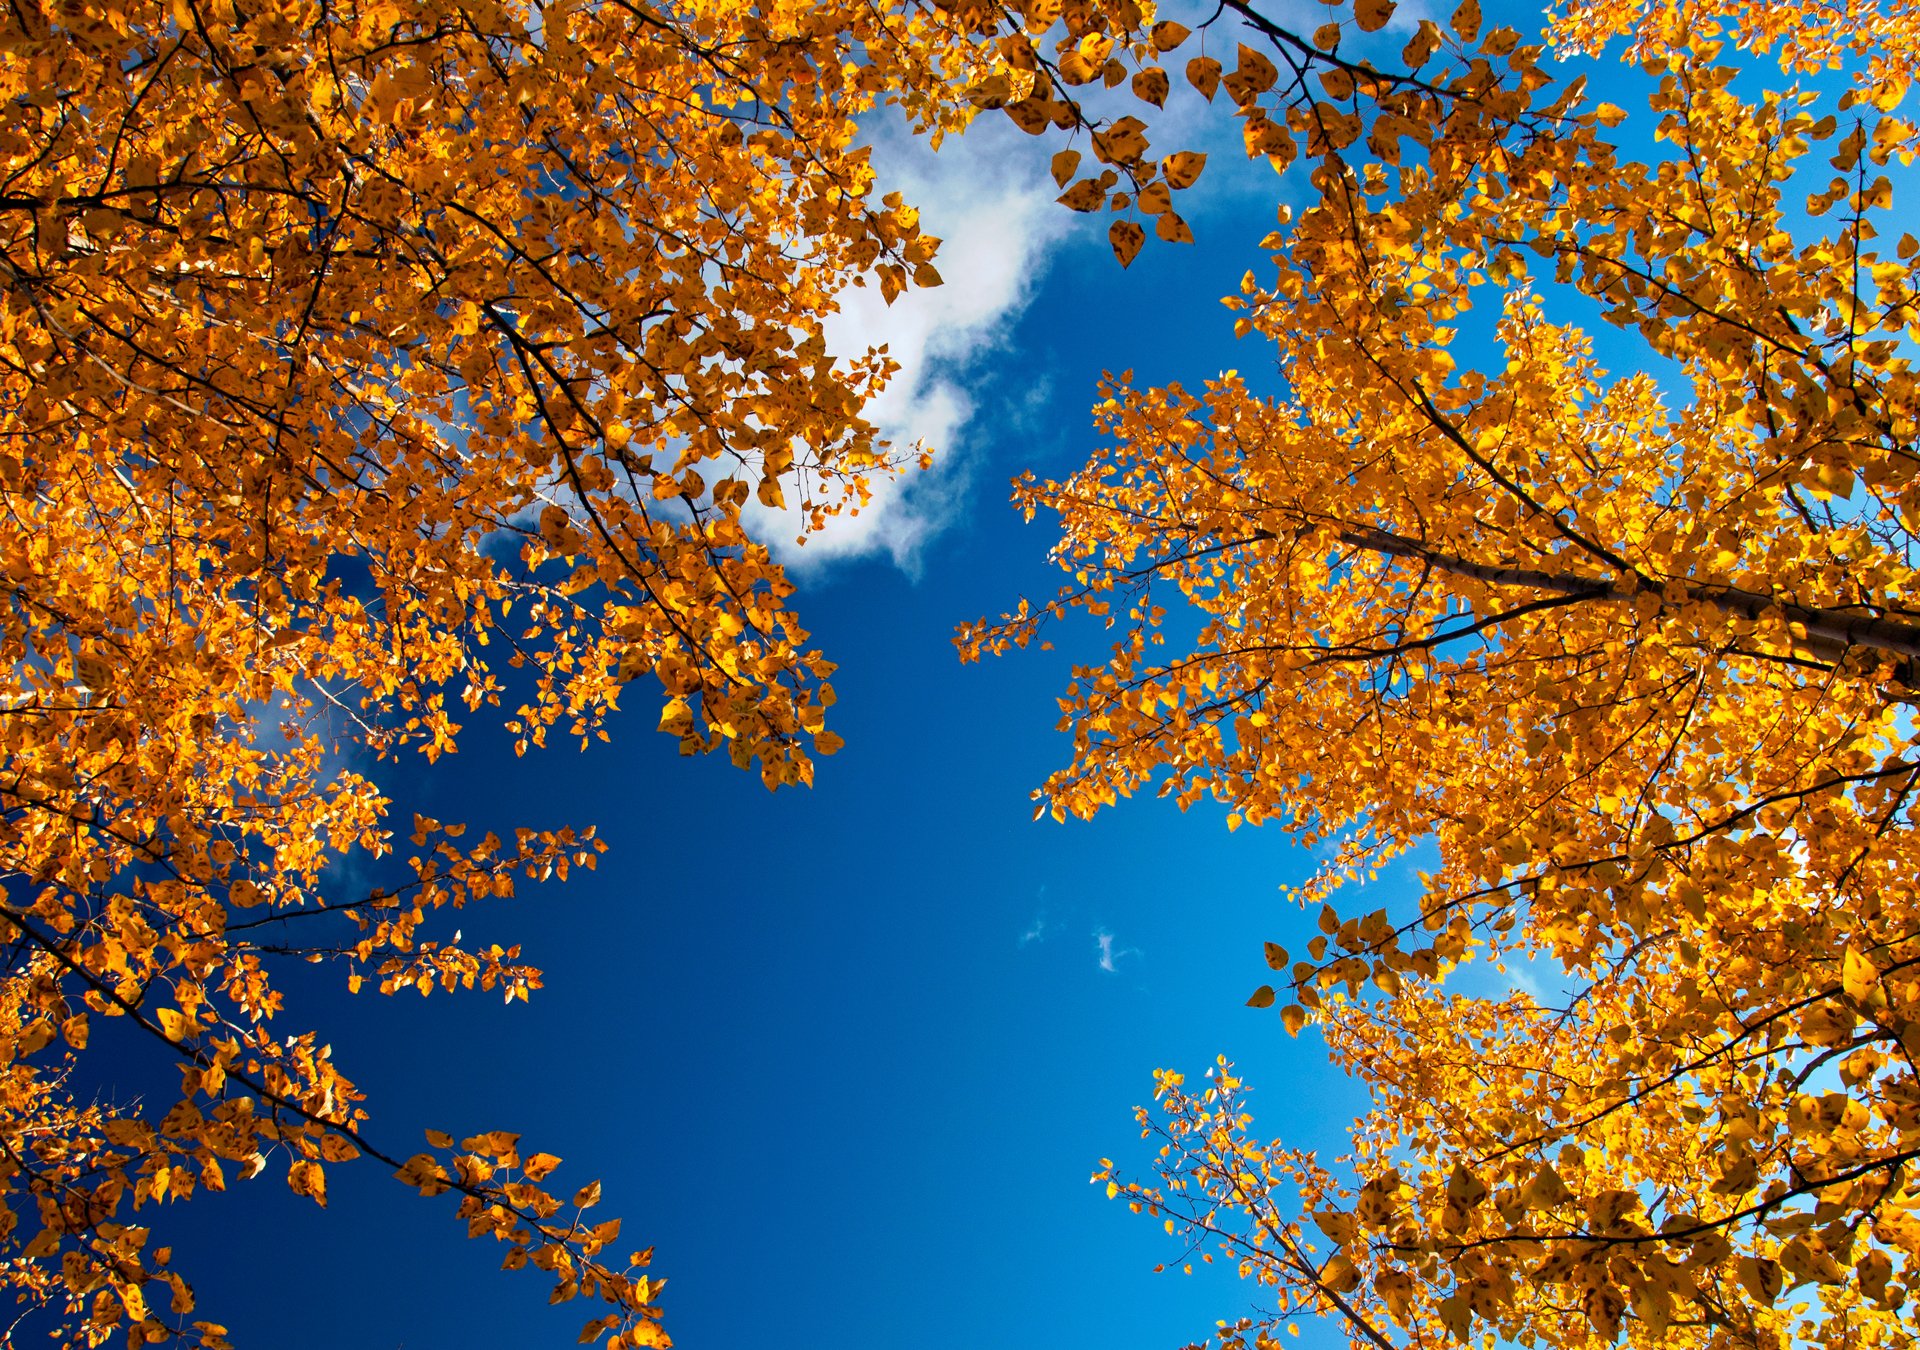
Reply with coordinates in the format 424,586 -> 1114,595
959,0 -> 1920,1347
0,0 -> 1181,1341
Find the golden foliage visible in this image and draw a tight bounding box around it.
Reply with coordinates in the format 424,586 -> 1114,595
963,0 -> 1920,1347
0,0 -> 1156,1341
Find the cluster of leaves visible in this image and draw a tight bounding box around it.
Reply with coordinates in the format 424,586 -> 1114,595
939,0 -> 1220,261
0,0 -> 1153,1342
962,0 -> 1920,1346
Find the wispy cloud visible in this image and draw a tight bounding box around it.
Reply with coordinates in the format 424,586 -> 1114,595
1019,909 -> 1053,947
1504,964 -> 1543,999
747,115 -> 1073,574
1093,929 -> 1141,974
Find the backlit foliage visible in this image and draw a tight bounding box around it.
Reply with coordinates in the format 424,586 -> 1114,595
962,0 -> 1920,1347
0,0 -> 1166,1341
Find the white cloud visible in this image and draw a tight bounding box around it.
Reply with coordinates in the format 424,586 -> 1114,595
1019,909 -> 1053,946
747,3 -> 1445,572
1094,928 -> 1141,974
748,116 -> 1073,574
1503,963 -> 1543,1000
1397,0 -> 1442,30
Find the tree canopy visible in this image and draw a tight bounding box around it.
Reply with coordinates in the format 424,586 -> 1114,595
13,0 -> 1920,1342
0,0 -> 1156,1341
962,0 -> 1920,1348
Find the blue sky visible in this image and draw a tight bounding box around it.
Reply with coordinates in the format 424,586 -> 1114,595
121,130 -> 1385,1350
76,4 -> 1598,1344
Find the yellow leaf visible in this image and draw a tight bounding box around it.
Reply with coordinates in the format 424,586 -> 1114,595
1402,17 -> 1442,64
287,1160 -> 327,1207
659,697 -> 694,736
1354,0 -> 1397,32
1130,67 -> 1169,108
1226,45 -> 1278,103
1185,56 -> 1221,100
1311,1209 -> 1357,1245
1734,1256 -> 1783,1304
75,653 -> 115,692
1321,1253 -> 1360,1292
1163,152 -> 1208,190
1843,947 -> 1882,1004
1058,180 -> 1105,212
